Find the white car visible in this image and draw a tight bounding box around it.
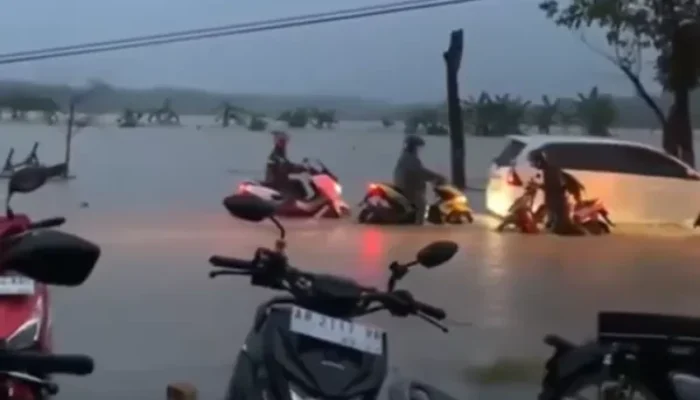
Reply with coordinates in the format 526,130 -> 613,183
486,135 -> 700,225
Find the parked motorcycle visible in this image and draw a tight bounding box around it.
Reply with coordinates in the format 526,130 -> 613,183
214,195 -> 458,400
540,311 -> 700,400
0,166 -> 100,399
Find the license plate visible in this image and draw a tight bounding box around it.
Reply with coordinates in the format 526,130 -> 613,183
0,276 -> 35,295
289,306 -> 384,355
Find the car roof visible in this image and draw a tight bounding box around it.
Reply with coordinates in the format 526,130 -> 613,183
507,134 -> 664,154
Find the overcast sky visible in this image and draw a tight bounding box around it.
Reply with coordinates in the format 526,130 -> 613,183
0,0 -> 663,102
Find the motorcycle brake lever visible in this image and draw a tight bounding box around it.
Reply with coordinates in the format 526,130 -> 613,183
416,313 -> 449,333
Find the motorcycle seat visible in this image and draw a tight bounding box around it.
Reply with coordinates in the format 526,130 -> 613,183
599,312 -> 700,343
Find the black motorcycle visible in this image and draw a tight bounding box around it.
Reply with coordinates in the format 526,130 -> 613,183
215,195 -> 459,400
540,311 -> 700,400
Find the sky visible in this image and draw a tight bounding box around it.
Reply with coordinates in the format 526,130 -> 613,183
0,0 -> 664,103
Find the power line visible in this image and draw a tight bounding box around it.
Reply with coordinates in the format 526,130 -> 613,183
0,0 -> 474,65
0,0 -> 439,60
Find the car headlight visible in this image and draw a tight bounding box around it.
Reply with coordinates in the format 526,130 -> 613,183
456,195 -> 467,203
7,318 -> 41,350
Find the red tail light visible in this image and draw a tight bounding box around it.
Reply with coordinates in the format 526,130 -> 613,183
368,183 -> 379,193
237,183 -> 250,193
506,168 -> 523,186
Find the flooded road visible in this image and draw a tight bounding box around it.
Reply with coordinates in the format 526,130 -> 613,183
2,120 -> 700,399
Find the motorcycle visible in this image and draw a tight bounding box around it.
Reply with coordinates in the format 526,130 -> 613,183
0,166 -> 100,399
232,158 -> 350,219
357,181 -> 473,225
214,195 -> 458,400
496,171 -> 613,235
495,178 -> 545,233
540,311 -> 700,400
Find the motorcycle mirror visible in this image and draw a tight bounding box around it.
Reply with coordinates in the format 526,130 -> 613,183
1,230 -> 100,286
415,241 -> 458,268
222,195 -> 276,222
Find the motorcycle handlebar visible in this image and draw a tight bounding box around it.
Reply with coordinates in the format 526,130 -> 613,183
209,255 -> 253,270
413,300 -> 446,320
208,253 -> 446,322
27,217 -> 66,230
0,352 -> 94,375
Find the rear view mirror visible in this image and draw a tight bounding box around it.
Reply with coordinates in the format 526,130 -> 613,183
415,241 -> 458,268
8,166 -> 49,195
1,230 -> 100,286
223,195 -> 276,222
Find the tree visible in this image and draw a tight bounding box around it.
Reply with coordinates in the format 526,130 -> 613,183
539,0 -> 700,165
535,95 -> 560,134
576,86 -> 618,136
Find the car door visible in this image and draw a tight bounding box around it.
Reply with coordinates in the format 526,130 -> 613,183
614,145 -> 700,223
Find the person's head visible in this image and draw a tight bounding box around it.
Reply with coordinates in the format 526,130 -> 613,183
404,135 -> 425,154
528,150 -> 548,169
272,130 -> 289,149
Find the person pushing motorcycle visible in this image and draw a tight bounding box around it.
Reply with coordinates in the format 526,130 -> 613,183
265,131 -> 306,198
393,135 -> 446,224
528,150 -> 583,235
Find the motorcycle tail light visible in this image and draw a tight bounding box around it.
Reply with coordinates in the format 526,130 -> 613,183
506,168 -> 523,187
238,183 -> 250,193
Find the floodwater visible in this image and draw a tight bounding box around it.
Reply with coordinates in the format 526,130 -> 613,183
2,118 -> 700,399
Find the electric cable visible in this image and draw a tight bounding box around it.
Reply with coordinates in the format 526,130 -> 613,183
0,0 -> 444,60
0,0 -> 474,65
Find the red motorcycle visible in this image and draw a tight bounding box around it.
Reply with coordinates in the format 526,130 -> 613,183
495,177 -> 546,233
0,166 -> 72,399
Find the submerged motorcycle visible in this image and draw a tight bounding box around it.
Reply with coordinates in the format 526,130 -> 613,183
540,311 -> 700,400
232,158 -> 350,219
212,195 -> 458,400
0,166 -> 100,399
357,181 -> 473,225
497,170 -> 613,235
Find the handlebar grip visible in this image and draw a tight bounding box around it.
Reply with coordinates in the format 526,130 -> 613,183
414,301 -> 446,320
209,255 -> 253,270
0,352 -> 94,375
28,217 -> 66,230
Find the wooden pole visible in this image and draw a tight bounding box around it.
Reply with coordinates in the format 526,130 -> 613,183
443,29 -> 466,189
63,100 -> 75,179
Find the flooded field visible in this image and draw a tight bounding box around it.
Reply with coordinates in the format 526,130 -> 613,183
1,120 -> 699,399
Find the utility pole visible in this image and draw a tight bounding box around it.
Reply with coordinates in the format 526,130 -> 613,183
443,29 -> 466,189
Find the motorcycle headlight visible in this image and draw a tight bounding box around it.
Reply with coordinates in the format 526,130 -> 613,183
334,183 -> 342,194
6,318 -> 41,350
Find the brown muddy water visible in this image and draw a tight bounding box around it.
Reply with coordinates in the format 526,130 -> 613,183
2,118 -> 700,399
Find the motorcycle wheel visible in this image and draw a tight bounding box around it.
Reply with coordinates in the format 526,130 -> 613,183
540,369 -> 660,400
581,220 -> 610,235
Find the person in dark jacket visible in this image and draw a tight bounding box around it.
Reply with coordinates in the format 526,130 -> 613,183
265,131 -> 305,197
393,135 -> 445,224
528,150 -> 582,235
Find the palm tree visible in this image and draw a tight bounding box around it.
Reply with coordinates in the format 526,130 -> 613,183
535,95 -> 560,134
576,87 -> 617,136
